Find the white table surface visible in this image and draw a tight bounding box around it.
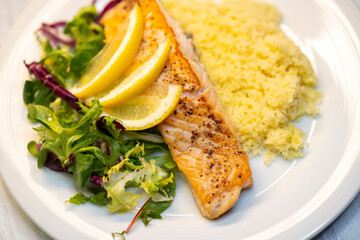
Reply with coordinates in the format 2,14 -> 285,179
0,0 -> 359,239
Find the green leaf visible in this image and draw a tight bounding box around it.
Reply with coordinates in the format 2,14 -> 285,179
139,178 -> 176,226
41,141 -> 63,158
42,40 -> 54,55
75,147 -> 107,166
65,191 -> 110,206
118,131 -> 165,143
23,80 -> 36,105
23,80 -> 56,107
144,155 -> 177,169
52,99 -> 81,128
70,50 -> 94,76
118,141 -> 139,157
98,116 -> 124,140
73,153 -> 94,188
88,191 -> 110,206
108,139 -> 121,167
65,192 -> 88,205
36,34 -> 54,55
76,39 -> 105,55
112,232 -> 126,240
37,148 -> 48,169
41,50 -> 75,87
70,100 -> 103,131
28,102 -> 111,176
74,5 -> 98,20
71,132 -> 98,153
70,40 -> 105,76
34,87 -> 55,106
143,142 -> 176,169
27,104 -> 63,133
27,141 -> 39,157
64,5 -> 104,48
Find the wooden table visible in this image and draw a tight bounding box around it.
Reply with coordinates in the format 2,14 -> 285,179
0,0 -> 359,239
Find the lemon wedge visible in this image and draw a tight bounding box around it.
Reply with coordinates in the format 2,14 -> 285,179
96,40 -> 171,108
103,84 -> 182,130
72,4 -> 143,98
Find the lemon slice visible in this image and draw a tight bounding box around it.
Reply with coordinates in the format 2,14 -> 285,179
97,40 -> 171,108
72,4 -> 143,98
103,84 -> 182,130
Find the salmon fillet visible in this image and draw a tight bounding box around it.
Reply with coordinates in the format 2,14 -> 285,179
103,0 -> 253,219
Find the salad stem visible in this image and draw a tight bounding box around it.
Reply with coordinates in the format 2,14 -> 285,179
38,23 -> 76,47
125,198 -> 151,233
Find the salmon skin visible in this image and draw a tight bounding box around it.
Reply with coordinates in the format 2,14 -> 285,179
103,0 -> 253,219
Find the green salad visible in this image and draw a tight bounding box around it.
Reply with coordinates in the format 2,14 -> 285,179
23,1 -> 177,237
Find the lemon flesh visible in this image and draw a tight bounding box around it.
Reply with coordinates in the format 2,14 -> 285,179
72,4 -> 143,98
103,84 -> 182,131
97,40 -> 171,108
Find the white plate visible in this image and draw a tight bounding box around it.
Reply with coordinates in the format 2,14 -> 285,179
1,0 -> 360,239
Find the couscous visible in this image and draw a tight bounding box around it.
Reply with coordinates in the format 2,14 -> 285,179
163,0 -> 322,164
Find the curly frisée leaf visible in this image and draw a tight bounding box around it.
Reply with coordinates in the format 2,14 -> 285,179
103,144 -> 174,213
103,171 -> 142,213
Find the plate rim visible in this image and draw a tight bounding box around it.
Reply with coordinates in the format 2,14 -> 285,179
0,0 -> 360,239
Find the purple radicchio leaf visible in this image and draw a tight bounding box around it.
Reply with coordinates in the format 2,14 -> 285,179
95,0 -> 122,24
38,22 -> 76,48
36,144 -> 65,171
36,143 -> 42,152
113,119 -> 125,130
89,175 -> 103,187
24,61 -> 82,111
47,21 -> 67,28
96,116 -> 107,129
64,153 -> 75,171
44,151 -> 67,172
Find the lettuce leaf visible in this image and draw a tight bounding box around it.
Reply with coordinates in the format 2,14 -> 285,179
66,191 -> 110,206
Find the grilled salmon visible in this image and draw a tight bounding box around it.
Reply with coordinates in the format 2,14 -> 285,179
103,0 -> 253,219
